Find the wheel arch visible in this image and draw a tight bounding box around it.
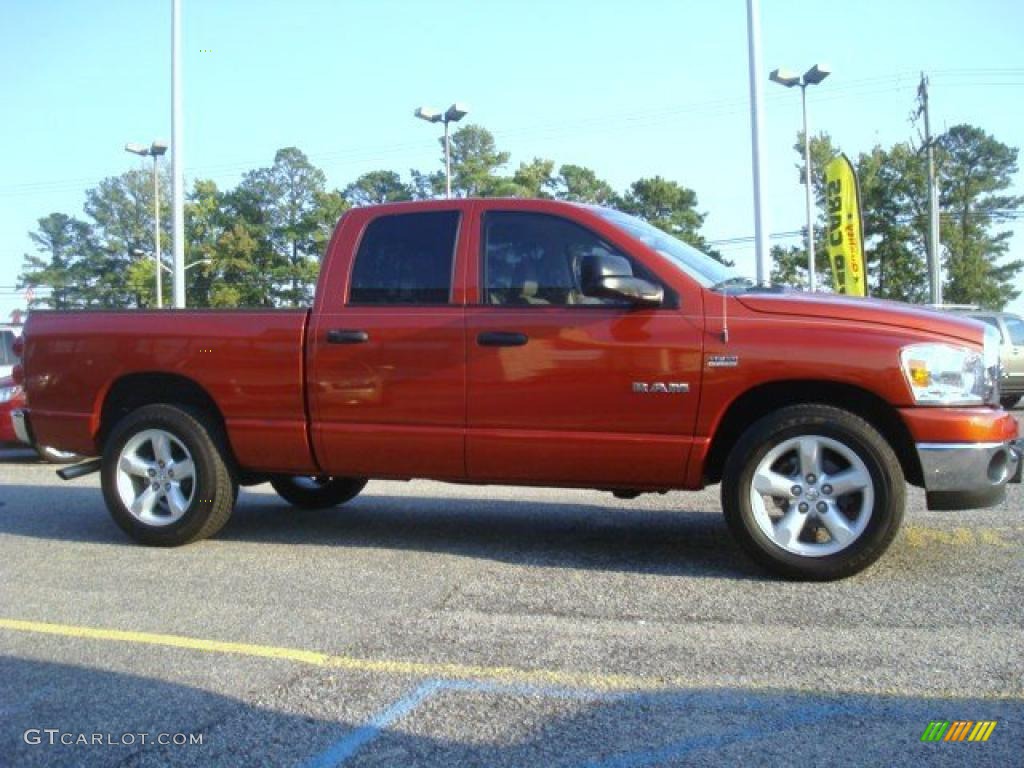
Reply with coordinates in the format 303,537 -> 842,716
98,373 -> 231,460
702,380 -> 922,487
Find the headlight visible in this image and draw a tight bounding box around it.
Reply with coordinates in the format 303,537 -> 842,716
901,338 -> 998,406
0,384 -> 23,403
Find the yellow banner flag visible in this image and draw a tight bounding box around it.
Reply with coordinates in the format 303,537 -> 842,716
824,154 -> 866,296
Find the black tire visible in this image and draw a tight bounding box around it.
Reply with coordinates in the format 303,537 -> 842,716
101,404 -> 237,546
1001,395 -> 1021,410
35,445 -> 85,464
269,475 -> 367,510
721,404 -> 904,581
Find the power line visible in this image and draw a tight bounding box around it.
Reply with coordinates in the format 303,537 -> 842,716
2,68 -> 1020,199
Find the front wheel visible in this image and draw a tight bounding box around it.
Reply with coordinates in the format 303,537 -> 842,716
101,404 -> 237,546
270,475 -> 367,510
722,404 -> 904,580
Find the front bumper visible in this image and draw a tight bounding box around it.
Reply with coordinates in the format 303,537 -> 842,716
917,438 -> 1022,510
11,409 -> 34,446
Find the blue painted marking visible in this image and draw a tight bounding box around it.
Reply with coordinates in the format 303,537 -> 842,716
299,675 -> 868,768
578,702 -> 867,768
300,680 -> 445,768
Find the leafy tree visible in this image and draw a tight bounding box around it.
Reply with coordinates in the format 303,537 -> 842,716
411,124 -> 513,198
344,170 -> 412,206
937,124 -> 1023,308
620,176 -> 729,264
19,213 -> 95,308
511,158 -> 557,198
555,164 -> 616,205
235,147 -> 329,306
855,143 -> 929,302
83,168 -> 170,306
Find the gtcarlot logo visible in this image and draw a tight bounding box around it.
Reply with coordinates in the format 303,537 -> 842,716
24,729 -> 203,747
920,720 -> 997,742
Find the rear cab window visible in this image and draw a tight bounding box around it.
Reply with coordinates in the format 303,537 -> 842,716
348,211 -> 460,305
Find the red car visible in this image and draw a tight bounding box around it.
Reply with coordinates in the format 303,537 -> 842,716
10,199 -> 1022,578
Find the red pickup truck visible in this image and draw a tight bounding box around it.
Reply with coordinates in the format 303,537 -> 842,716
10,199 -> 1021,579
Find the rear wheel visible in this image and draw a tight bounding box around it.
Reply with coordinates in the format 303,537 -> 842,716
722,404 -> 904,580
270,475 -> 367,509
1001,395 -> 1021,410
101,404 -> 237,546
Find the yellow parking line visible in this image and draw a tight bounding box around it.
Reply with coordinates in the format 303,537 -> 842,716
1,617 -> 1022,700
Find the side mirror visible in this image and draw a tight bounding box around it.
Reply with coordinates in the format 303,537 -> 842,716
580,253 -> 664,308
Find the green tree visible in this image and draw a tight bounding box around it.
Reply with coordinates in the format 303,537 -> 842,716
235,147 -> 330,306
84,168 -> 170,306
344,170 -> 413,206
18,213 -> 95,309
510,158 -> 557,198
937,124 -> 1023,308
855,143 -> 929,302
620,176 -> 728,264
412,124 -> 513,198
555,164 -> 616,205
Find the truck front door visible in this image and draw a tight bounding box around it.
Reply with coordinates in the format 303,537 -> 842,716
465,208 -> 703,488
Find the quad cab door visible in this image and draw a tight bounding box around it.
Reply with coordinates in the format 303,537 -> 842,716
465,204 -> 704,488
307,204 -> 470,480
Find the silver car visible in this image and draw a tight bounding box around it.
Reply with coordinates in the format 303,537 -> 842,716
962,311 -> 1024,409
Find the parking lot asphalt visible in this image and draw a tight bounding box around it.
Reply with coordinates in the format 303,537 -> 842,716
0,410 -> 1021,766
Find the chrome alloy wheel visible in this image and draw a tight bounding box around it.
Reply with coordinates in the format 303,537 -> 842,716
749,435 -> 874,557
115,429 -> 196,526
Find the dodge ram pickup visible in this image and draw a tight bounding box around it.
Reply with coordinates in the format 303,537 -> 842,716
10,199 -> 1022,579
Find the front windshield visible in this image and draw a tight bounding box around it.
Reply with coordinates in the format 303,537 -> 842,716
593,206 -> 738,289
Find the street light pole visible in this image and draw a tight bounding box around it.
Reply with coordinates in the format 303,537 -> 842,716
800,83 -> 816,292
171,0 -> 185,308
770,64 -> 831,292
415,104 -> 468,199
444,118 -> 452,199
151,155 -> 164,308
125,141 -> 168,308
745,0 -> 771,287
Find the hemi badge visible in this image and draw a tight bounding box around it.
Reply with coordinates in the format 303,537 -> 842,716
707,355 -> 739,368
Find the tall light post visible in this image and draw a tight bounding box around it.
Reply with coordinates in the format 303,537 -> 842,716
125,140 -> 169,308
414,103 -> 468,198
746,0 -> 771,287
770,64 -> 831,292
171,0 -> 185,308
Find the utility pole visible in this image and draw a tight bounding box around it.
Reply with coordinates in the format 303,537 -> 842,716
917,73 -> 942,305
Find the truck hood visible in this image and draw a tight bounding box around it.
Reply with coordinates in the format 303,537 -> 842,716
735,293 -> 983,345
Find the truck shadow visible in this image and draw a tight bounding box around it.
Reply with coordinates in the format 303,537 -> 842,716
0,483 -> 760,580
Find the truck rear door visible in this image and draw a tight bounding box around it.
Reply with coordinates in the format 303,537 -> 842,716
307,205 -> 468,480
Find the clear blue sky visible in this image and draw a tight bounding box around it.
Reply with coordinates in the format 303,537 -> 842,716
1,0 -> 1022,318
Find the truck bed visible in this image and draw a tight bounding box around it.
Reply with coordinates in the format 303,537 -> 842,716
23,309 -> 315,473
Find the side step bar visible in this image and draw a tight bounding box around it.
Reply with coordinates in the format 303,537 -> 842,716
57,458 -> 102,481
